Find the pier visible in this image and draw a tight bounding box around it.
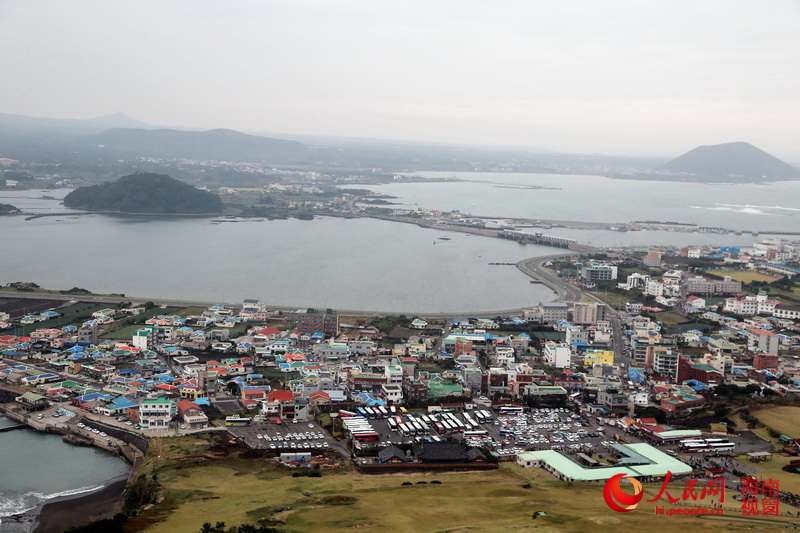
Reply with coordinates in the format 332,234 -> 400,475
0,423 -> 27,432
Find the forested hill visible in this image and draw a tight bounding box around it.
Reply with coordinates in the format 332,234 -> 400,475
0,203 -> 21,215
63,173 -> 223,214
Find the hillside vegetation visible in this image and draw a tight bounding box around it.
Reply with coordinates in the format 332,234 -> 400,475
63,173 -> 223,214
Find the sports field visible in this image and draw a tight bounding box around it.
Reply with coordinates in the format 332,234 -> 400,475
708,270 -> 781,284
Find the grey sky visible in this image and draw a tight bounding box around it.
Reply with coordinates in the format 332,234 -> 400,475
1,0 -> 798,159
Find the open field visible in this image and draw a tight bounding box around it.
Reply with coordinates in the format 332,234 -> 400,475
650,310 -> 688,327
738,454 -> 800,494
586,290 -> 630,310
752,405 -> 800,439
708,270 -> 781,284
131,440 -> 800,533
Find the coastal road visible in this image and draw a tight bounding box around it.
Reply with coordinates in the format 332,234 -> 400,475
516,253 -> 582,302
516,253 -> 628,366
0,289 -> 542,319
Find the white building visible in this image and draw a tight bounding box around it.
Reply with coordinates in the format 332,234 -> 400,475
774,304 -> 800,320
653,349 -> 678,380
622,273 -> 650,291
381,383 -> 403,404
493,346 -> 516,367
139,397 -> 174,429
645,280 -> 664,297
724,296 -> 758,316
543,342 -> 571,369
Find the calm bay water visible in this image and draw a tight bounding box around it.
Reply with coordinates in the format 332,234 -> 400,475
366,172 -> 800,233
0,416 -> 129,525
0,190 -> 556,313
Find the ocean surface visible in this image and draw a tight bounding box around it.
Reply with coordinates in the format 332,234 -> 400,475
363,171 -> 800,233
1,176 -> 792,312
0,190 -> 556,313
0,416 -> 129,529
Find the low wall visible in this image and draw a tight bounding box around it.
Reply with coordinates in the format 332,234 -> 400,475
81,418 -> 149,453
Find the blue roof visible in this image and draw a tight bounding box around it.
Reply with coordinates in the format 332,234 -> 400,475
111,397 -> 137,409
684,379 -> 707,392
78,391 -> 112,402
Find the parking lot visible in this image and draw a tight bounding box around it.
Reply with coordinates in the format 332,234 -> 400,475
230,420 -> 332,451
341,406 -> 622,462
486,408 -> 605,458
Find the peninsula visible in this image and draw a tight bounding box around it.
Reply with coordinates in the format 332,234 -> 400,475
63,173 -> 223,215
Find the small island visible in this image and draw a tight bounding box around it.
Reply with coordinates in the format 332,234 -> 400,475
0,203 -> 21,215
63,173 -> 223,215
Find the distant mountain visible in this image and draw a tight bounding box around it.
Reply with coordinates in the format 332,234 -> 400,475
63,173 -> 223,214
84,127 -> 306,161
663,142 -> 800,182
0,112 -> 152,134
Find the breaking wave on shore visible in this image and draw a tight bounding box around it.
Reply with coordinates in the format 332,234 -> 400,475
0,484 -> 105,519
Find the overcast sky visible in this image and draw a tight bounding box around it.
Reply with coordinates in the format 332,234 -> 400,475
1,0 -> 798,159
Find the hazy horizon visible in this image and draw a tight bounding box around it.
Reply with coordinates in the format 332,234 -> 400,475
1,0 -> 798,160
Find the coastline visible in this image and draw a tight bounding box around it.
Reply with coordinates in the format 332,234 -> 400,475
33,476 -> 129,533
0,410 -> 136,533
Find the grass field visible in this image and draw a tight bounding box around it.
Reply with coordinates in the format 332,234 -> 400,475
130,438 -> 800,533
738,454 -> 800,494
650,310 -> 688,327
586,290 -> 630,310
752,405 -> 800,439
708,270 -> 781,284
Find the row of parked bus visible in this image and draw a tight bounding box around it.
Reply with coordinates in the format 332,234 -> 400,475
355,405 -> 406,419
679,438 -> 736,453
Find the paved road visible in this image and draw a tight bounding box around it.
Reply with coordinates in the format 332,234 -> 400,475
516,253 -> 582,302
516,253 -> 628,366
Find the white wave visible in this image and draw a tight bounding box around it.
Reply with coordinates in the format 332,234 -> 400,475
689,204 -> 777,216
40,484 -> 106,501
718,202 -> 800,212
0,494 -> 38,518
0,485 -> 104,518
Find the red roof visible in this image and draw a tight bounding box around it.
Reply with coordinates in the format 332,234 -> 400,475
268,389 -> 294,403
177,399 -> 200,414
309,391 -> 330,402
258,327 -> 282,336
